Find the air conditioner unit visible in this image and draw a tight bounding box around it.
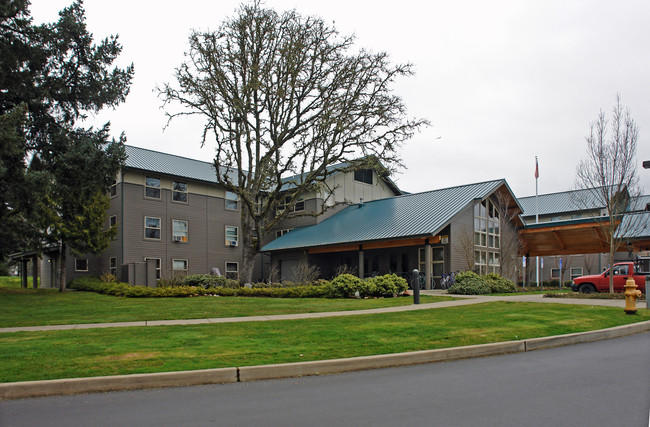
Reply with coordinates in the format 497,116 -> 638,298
173,236 -> 183,242
228,240 -> 237,247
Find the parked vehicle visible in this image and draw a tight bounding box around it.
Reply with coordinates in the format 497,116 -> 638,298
571,262 -> 647,293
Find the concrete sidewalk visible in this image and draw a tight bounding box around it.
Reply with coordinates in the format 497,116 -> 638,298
0,293 -> 633,333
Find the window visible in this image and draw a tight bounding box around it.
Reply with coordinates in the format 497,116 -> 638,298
144,257 -> 161,279
474,199 -> 500,273
474,250 -> 486,275
172,259 -> 188,272
354,169 -> 373,185
109,215 -> 117,228
144,216 -> 161,239
570,267 -> 583,280
172,219 -> 188,242
225,262 -> 239,280
109,257 -> 117,276
550,268 -> 560,280
275,228 -> 293,238
75,258 -> 88,272
145,177 -> 161,199
172,181 -> 188,203
110,179 -> 117,197
225,225 -> 239,246
277,196 -> 305,214
225,191 -> 239,210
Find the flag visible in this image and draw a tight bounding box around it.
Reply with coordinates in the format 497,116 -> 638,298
534,157 -> 539,179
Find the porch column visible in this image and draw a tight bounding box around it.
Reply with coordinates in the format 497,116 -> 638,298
21,260 -> 28,288
32,255 -> 38,289
425,242 -> 432,290
358,248 -> 364,279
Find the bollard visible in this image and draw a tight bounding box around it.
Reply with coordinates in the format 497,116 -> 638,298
412,269 -> 420,305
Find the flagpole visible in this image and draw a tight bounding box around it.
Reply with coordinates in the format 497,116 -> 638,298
535,156 -> 539,288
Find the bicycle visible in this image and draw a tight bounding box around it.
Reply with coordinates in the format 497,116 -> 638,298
440,272 -> 455,290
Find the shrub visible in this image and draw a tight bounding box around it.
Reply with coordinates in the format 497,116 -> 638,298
367,274 -> 408,297
483,273 -> 516,293
331,274 -> 364,298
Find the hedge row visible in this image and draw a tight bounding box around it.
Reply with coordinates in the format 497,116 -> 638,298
69,274 -> 408,299
447,271 -> 516,295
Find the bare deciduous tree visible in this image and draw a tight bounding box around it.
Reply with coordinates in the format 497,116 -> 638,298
453,228 -> 475,272
159,1 -> 427,283
494,190 -> 523,282
574,95 -> 644,293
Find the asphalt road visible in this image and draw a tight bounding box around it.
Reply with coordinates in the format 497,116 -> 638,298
2,332 -> 649,427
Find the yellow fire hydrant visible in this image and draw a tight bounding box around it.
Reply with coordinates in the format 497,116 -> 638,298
624,277 -> 642,314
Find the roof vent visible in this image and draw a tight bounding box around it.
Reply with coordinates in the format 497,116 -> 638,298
358,197 -> 364,207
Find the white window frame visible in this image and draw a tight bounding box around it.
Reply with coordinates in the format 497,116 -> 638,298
550,268 -> 560,280
110,179 -> 117,198
275,228 -> 293,238
172,219 -> 188,243
225,225 -> 239,247
144,216 -> 161,240
225,191 -> 239,211
225,262 -> 239,280
145,176 -> 161,199
353,169 -> 373,185
172,259 -> 188,272
570,267 -> 583,280
144,257 -> 161,279
172,181 -> 188,203
109,215 -> 117,228
75,258 -> 88,272
109,257 -> 117,276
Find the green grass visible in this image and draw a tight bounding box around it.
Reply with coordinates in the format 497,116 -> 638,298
0,276 -> 38,289
1,301 -> 647,383
0,284 -> 450,327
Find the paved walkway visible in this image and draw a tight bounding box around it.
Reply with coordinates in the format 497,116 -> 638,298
0,293 -> 638,334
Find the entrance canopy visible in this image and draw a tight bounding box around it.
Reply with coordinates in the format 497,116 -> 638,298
520,212 -> 650,256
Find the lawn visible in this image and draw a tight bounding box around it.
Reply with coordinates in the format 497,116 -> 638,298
0,284 -> 451,327
0,301 -> 647,383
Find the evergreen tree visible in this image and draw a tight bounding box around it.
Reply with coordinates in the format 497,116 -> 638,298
0,0 -> 133,288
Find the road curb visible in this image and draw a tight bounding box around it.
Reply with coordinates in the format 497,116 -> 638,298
2,320 -> 649,400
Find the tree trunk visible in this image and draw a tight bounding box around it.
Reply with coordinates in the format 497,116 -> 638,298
608,240 -> 614,293
239,205 -> 258,284
59,244 -> 67,292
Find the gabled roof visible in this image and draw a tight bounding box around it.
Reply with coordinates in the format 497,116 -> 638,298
261,179 -> 509,252
280,160 -> 402,195
124,145 -> 225,184
615,211 -> 650,239
518,188 -> 604,217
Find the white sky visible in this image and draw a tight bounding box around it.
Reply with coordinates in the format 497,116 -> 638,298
30,0 -> 650,198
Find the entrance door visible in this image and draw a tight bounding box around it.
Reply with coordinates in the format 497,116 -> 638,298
418,246 -> 445,288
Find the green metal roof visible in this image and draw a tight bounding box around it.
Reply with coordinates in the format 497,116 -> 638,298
518,188 -> 604,217
124,145 -> 226,183
615,211 -> 650,239
261,179 -> 508,252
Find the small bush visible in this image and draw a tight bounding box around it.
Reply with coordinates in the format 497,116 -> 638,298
448,271 -> 515,295
331,274 -> 365,298
367,274 -> 408,297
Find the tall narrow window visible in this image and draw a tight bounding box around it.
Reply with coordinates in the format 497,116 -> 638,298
225,191 -> 238,210
110,179 -> 117,197
172,181 -> 187,202
109,257 -> 117,276
172,219 -> 188,242
145,177 -> 161,199
226,262 -> 239,280
225,226 -> 238,246
144,216 -> 161,239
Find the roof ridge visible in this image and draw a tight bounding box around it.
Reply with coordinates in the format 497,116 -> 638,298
518,186 -> 608,200
126,144 -> 214,166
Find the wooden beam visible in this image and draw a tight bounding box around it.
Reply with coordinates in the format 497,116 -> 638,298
551,231 -> 566,250
308,244 -> 360,254
307,236 -> 440,254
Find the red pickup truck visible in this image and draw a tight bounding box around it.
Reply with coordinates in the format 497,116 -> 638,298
571,262 -> 647,294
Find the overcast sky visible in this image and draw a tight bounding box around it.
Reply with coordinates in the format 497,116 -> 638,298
30,0 -> 650,198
